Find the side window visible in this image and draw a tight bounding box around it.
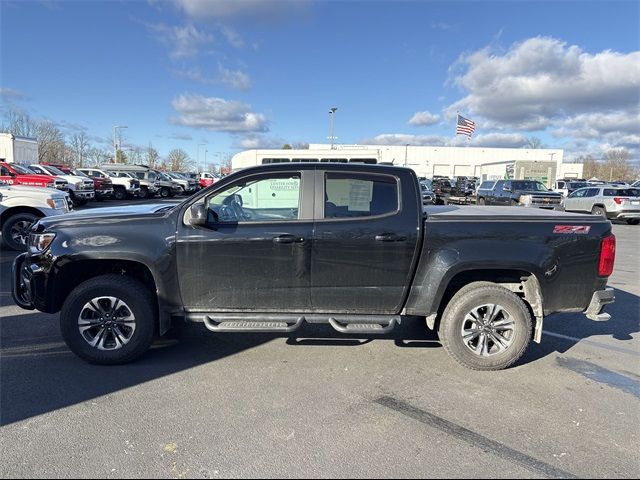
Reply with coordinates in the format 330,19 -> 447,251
134,172 -> 145,179
494,180 -> 504,190
585,188 -> 600,198
569,189 -> 587,198
206,173 -> 301,223
1,166 -> 10,176
557,181 -> 565,188
324,172 -> 398,219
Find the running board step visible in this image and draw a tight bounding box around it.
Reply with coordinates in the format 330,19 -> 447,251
328,317 -> 399,334
203,315 -> 304,333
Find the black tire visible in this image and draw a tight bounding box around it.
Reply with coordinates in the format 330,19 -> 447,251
160,187 -> 170,198
138,187 -> 149,199
626,219 -> 639,225
477,197 -> 486,206
438,281 -> 532,371
60,274 -> 157,365
113,187 -> 127,201
510,199 -> 519,206
592,206 -> 607,217
1,213 -> 39,251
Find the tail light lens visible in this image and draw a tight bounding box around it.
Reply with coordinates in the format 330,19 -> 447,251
612,197 -> 626,204
598,234 -> 616,277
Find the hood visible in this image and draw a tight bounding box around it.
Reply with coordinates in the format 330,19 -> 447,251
38,202 -> 179,229
13,173 -> 59,183
0,183 -> 66,199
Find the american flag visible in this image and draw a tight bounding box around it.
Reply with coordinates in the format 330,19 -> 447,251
456,114 -> 476,137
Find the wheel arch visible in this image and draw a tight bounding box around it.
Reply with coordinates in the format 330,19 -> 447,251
0,206 -> 45,226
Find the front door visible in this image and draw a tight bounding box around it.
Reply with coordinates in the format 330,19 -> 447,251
176,170 -> 314,311
311,170 -> 420,314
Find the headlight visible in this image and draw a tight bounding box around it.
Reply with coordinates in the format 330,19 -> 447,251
29,232 -> 56,252
75,182 -> 83,189
519,194 -> 532,205
46,182 -> 54,189
46,198 -> 66,210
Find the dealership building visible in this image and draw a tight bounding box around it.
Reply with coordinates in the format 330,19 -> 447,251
231,143 -> 583,186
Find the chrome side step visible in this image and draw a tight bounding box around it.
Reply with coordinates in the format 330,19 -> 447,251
187,313 -> 400,334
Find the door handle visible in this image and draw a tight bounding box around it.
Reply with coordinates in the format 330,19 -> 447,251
375,233 -> 404,242
273,234 -> 305,244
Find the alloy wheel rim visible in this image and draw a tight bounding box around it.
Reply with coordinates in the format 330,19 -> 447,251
460,304 -> 515,357
10,220 -> 32,246
78,296 -> 136,350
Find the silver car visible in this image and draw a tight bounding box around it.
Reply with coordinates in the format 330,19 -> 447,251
563,186 -> 640,225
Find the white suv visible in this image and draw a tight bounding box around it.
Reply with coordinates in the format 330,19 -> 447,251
1,182 -> 70,250
78,168 -> 141,201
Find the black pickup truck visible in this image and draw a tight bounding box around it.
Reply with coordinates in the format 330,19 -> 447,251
12,163 -> 615,370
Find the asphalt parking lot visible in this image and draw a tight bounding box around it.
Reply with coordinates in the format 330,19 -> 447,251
0,203 -> 638,479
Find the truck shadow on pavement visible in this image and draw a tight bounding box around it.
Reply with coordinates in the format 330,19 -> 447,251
1,288 -> 637,427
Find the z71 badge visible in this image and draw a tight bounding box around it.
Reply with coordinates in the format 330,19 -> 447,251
553,225 -> 591,234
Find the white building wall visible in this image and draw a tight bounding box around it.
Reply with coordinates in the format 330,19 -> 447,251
310,143 -> 567,179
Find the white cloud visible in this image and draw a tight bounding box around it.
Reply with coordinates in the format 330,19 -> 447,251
446,36 -> 640,129
170,94 -> 268,133
147,22 -> 214,60
361,132 -> 528,148
174,0 -> 311,19
408,111 -> 440,126
219,25 -> 244,48
235,134 -> 285,150
172,64 -> 251,91
218,64 -> 251,91
0,87 -> 27,101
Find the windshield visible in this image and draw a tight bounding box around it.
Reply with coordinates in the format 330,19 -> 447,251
72,169 -> 89,178
512,181 -> 550,192
42,165 -> 67,176
568,182 -> 589,189
12,164 -> 35,174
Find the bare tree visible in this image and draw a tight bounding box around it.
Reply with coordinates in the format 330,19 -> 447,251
69,132 -> 90,167
128,146 -> 145,165
146,144 -> 159,169
0,110 -> 38,137
167,148 -> 193,172
36,121 -> 65,163
524,137 -> 544,149
86,147 -> 111,167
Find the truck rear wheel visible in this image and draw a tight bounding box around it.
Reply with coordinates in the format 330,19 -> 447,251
60,274 -> 157,365
438,282 -> 532,370
138,187 -> 149,199
591,206 -> 606,217
477,197 -> 486,206
626,219 -> 639,225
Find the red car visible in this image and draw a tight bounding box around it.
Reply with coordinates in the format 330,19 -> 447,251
0,162 -> 69,192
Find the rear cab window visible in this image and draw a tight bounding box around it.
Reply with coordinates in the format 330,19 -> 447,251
323,172 -> 399,219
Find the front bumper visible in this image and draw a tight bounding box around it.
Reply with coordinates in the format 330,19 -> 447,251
584,288 -> 615,321
72,190 -> 95,200
95,188 -> 113,198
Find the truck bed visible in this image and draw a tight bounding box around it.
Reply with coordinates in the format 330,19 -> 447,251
424,205 -> 599,221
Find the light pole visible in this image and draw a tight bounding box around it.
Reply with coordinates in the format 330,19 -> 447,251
113,125 -> 128,163
404,144 -> 409,167
197,143 -> 206,171
329,107 -> 337,149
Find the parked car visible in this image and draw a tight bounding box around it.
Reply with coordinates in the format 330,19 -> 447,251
0,162 -> 69,192
29,164 -> 94,206
563,186 -> 640,225
1,181 -> 70,250
78,168 -> 140,201
554,179 -> 590,197
631,180 -> 640,188
167,172 -> 199,195
155,171 -> 183,197
199,172 -> 218,188
12,163 -> 615,371
46,164 -> 113,201
476,180 -> 563,209
101,164 -> 160,199
419,182 -> 435,205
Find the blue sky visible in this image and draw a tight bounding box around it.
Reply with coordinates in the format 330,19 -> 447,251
1,0 -> 639,167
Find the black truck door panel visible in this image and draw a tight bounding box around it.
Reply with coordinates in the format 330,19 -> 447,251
176,170 -> 314,311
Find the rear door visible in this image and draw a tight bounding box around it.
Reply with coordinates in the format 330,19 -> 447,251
564,188 -> 588,212
311,169 -> 421,314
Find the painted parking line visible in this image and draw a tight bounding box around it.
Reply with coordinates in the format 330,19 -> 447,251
543,330 -> 640,356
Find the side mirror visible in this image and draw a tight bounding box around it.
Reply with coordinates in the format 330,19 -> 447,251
189,203 -> 207,226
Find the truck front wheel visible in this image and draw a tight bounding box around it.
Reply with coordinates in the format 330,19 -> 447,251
438,282 -> 532,370
2,212 -> 39,251
60,275 -> 157,365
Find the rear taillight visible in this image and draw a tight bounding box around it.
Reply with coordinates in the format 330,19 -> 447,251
598,235 -> 616,277
613,197 -> 627,204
